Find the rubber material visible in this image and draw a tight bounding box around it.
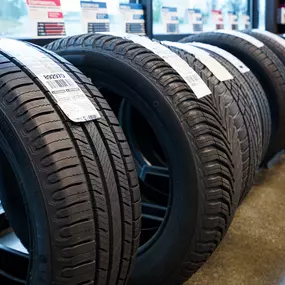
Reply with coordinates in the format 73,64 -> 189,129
45,34 -> 242,285
163,43 -> 262,201
0,42 -> 140,285
192,43 -> 271,163
180,32 -> 285,163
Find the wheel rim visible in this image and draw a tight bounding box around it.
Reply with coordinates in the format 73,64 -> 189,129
0,146 -> 29,282
118,99 -> 172,253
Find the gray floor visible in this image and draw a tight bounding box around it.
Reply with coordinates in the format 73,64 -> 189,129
186,156 -> 285,285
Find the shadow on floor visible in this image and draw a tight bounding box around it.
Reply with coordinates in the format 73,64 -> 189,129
186,156 -> 285,285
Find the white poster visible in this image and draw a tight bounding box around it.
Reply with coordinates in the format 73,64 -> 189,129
26,0 -> 66,38
228,12 -> 238,30
80,1 -> 110,33
211,10 -> 224,30
119,3 -> 145,35
162,6 -> 179,34
186,8 -> 203,33
241,14 -> 251,29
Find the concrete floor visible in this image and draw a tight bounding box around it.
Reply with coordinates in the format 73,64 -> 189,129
186,156 -> 285,285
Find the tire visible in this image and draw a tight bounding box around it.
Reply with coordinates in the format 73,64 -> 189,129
0,39 -> 140,285
45,34 -> 242,285
180,31 -> 285,163
189,42 -> 271,163
162,42 -> 262,201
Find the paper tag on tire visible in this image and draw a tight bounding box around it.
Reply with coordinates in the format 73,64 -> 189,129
0,38 -> 100,122
100,33 -> 211,98
162,41 -> 233,82
191,42 -> 250,74
252,29 -> 285,48
215,30 -> 264,48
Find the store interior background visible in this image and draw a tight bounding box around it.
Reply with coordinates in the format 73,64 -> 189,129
1,1 -> 285,285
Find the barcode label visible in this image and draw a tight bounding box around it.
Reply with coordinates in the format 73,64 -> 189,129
163,41 -> 233,81
252,29 -> 285,48
185,73 -> 203,86
46,78 -> 75,90
100,32 -> 211,98
215,30 -> 264,48
191,42 -> 250,74
0,38 -> 101,123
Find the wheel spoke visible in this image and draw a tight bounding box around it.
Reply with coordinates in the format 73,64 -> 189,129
0,242 -> 28,283
0,201 -> 4,215
142,202 -> 167,220
139,165 -> 169,181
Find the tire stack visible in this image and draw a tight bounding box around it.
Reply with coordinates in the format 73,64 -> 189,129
0,29 -> 285,285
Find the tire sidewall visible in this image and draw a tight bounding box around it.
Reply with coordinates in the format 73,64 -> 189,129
61,49 -> 204,284
0,107 -> 50,285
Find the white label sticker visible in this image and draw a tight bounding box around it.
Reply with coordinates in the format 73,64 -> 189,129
215,30 -> 264,48
162,41 -> 233,82
191,42 -> 250,74
101,33 -> 211,98
0,38 -> 100,123
252,29 -> 285,48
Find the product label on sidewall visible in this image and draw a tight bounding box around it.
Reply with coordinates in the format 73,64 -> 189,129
162,41 -> 233,82
191,42 -> 250,74
100,33 -> 211,98
252,29 -> 285,48
0,38 -> 100,122
215,30 -> 264,48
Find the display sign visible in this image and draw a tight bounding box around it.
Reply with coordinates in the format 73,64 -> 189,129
119,3 -> 145,35
26,0 -> 66,38
241,14 -> 251,29
80,1 -> 110,33
211,10 -> 224,30
186,9 -> 203,33
162,6 -> 179,34
228,12 -> 238,30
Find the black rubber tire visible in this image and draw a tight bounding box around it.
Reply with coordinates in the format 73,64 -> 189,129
163,42 -> 262,202
180,31 -> 285,163
0,41 -> 140,285
245,30 -> 285,64
190,43 -> 271,163
244,30 -> 285,159
45,34 -> 242,285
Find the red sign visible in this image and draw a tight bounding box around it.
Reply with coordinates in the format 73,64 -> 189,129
26,0 -> 61,6
48,12 -> 64,18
